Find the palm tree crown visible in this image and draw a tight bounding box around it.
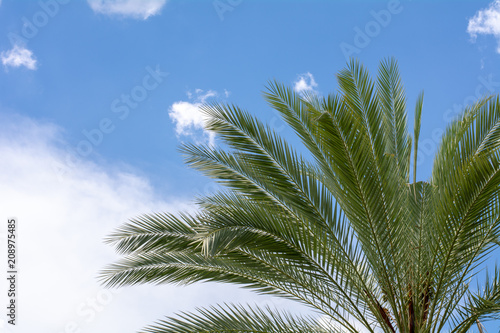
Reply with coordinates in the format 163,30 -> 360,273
101,58 -> 500,332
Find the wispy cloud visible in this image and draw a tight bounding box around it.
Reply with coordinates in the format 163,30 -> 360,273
293,72 -> 318,94
87,0 -> 167,20
467,0 -> 500,53
0,113 -> 188,331
1,44 -> 37,70
169,89 -> 217,146
0,112 -> 305,331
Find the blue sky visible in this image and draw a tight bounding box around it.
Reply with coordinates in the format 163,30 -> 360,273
0,0 -> 500,332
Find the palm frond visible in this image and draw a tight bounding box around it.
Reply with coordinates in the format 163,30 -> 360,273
102,59 -> 500,333
141,304 -> 342,333
452,266 -> 500,333
377,57 -> 411,181
412,91 -> 424,183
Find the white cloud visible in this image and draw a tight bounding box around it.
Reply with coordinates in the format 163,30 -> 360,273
169,90 -> 217,146
0,112 -> 308,332
87,0 -> 167,19
293,72 -> 318,94
0,112 -> 187,331
468,0 -> 500,53
1,44 -> 37,70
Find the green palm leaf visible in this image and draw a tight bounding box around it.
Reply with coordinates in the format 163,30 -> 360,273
102,58 -> 500,333
141,304 -> 341,333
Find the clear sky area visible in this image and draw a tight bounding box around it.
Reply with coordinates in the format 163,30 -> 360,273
0,0 -> 499,332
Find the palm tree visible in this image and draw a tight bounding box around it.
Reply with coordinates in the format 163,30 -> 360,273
101,58 -> 500,332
